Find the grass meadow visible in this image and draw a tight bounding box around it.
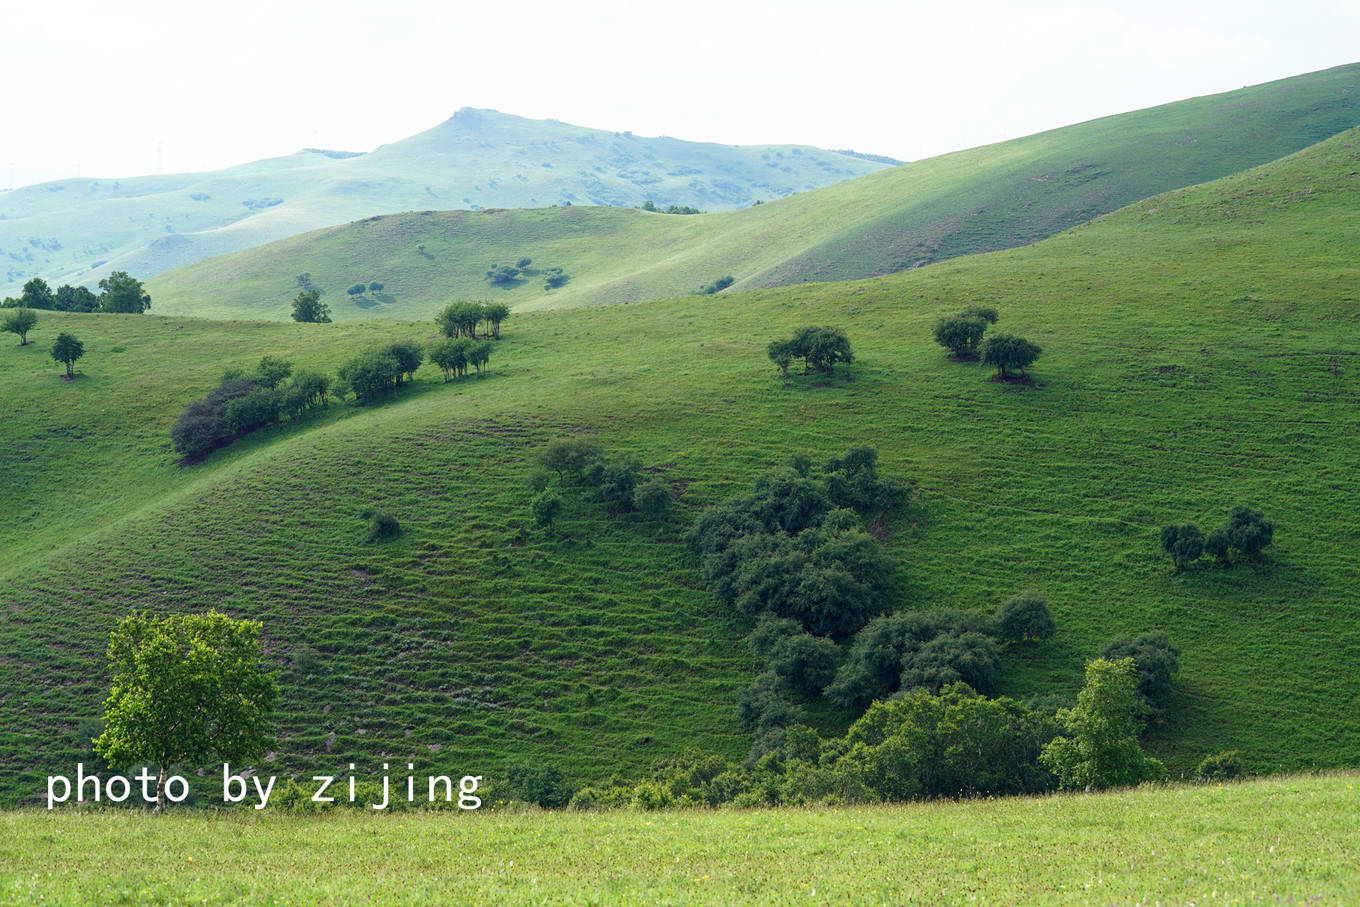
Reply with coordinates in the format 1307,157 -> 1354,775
2,773 -> 1357,904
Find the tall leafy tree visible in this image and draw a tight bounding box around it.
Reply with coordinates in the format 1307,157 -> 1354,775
1040,658 -> 1165,790
98,271 -> 152,313
55,284 -> 101,312
982,333 -> 1041,379
21,277 -> 55,310
93,610 -> 278,812
290,289 -> 332,323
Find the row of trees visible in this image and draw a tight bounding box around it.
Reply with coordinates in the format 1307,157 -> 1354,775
3,273 -> 151,314
1161,506 -> 1275,569
437,301 -> 510,340
767,326 -> 854,381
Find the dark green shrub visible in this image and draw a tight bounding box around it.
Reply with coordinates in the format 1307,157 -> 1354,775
365,510 -> 401,542
996,590 -> 1055,641
736,672 -> 806,730
1100,630 -> 1180,717
897,630 -> 1001,696
531,492 -> 563,529
633,478 -> 671,518
223,386 -> 281,435
1195,750 -> 1244,782
1225,505 -> 1274,559
597,462 -> 637,512
933,315 -> 986,359
767,634 -> 839,695
982,333 -> 1041,379
171,400 -> 232,459
502,762 -> 574,808
537,438 -> 604,482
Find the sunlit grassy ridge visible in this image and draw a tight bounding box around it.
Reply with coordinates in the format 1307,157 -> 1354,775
3,773 -> 1358,904
145,62 -> 1360,321
2,126 -> 1359,804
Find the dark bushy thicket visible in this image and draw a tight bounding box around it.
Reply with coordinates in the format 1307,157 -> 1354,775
530,440 -> 673,523
687,448 -> 910,639
825,609 -> 1000,711
995,590 -> 1056,641
171,358 -> 331,460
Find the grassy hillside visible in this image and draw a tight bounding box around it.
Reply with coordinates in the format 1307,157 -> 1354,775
3,125 -> 1360,805
144,62 -> 1360,322
0,109 -> 887,293
4,773 -> 1358,904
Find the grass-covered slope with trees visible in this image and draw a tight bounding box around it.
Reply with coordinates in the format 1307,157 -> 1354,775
3,125 -> 1360,805
0,108 -> 888,294
143,62 -> 1360,321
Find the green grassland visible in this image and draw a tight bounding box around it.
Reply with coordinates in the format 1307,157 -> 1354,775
0,109 -> 887,294
3,773 -> 1358,904
3,124 -> 1360,806
144,62 -> 1360,322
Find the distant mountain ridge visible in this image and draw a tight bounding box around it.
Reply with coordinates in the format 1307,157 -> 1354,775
0,109 -> 891,293
147,62 -> 1360,322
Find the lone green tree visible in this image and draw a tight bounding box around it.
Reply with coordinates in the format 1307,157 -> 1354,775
98,271 -> 152,313
3,307 -> 37,345
1039,657 -> 1165,791
933,315 -> 987,359
51,332 -> 84,378
93,610 -> 279,812
290,289 -> 332,323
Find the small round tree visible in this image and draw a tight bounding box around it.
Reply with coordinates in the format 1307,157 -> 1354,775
982,333 -> 1042,380
3,307 -> 37,345
995,590 -> 1055,641
51,332 -> 84,379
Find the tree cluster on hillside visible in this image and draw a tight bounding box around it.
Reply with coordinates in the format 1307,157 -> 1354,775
484,258 -> 571,291
687,448 -> 908,640
930,306 -> 1043,381
640,200 -> 703,215
530,438 -> 674,529
171,356 -> 332,459
766,326 -> 854,382
2,272 -> 149,314
1161,506 -> 1274,569
336,341 -> 424,404
698,276 -> 735,295
437,301 -> 510,340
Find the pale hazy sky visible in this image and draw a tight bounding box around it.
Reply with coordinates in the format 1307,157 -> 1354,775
4,0 -> 1359,189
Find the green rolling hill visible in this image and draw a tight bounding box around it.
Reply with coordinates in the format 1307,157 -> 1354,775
0,109 -> 890,294
2,121 -> 1359,804
144,62 -> 1360,322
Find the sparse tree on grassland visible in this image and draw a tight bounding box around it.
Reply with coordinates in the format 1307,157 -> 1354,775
3,308 -> 37,345
982,333 -> 1041,380
291,289 -> 331,323
51,332 -> 84,378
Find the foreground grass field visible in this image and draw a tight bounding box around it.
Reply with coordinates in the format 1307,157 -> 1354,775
3,773 -> 1357,904
146,62 -> 1360,321
3,126 -> 1360,803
